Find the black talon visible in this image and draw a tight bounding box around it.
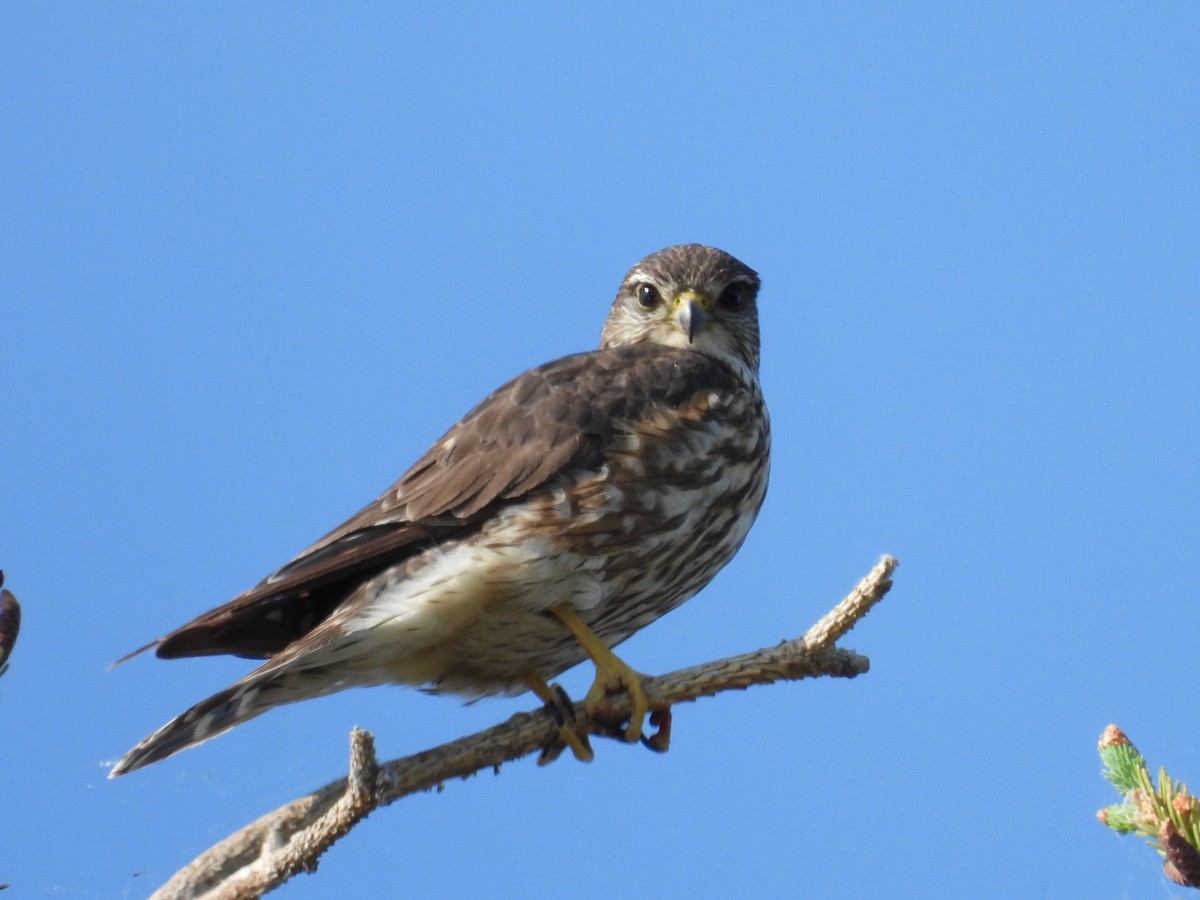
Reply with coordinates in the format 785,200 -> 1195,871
534,681 -> 594,765
551,684 -> 575,724
639,708 -> 672,753
537,741 -> 567,765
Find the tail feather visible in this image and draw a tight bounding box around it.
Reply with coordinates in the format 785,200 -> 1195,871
109,665 -> 340,777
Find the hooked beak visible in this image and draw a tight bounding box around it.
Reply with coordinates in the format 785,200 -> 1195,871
672,290 -> 711,343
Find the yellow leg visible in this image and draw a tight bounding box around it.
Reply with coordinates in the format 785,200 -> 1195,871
521,672 -> 594,763
549,604 -> 649,743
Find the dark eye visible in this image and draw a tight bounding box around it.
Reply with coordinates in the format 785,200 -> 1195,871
636,284 -> 661,309
718,283 -> 746,310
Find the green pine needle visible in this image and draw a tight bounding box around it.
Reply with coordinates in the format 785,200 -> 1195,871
1097,725 -> 1200,888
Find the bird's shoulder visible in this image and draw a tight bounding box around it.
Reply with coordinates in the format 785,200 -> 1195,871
389,342 -> 748,519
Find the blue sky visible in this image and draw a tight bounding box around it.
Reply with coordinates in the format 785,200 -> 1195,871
3,4 -> 1198,897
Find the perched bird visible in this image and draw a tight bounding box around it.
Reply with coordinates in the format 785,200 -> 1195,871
110,244 -> 770,777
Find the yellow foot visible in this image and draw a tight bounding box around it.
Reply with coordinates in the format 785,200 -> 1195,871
549,605 -> 649,743
522,672 -> 594,764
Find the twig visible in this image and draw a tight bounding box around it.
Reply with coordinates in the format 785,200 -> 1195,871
152,555 -> 898,899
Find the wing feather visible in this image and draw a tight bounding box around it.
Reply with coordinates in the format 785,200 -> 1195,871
132,344 -> 738,662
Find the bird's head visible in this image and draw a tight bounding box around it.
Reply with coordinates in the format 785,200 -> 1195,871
600,244 -> 762,377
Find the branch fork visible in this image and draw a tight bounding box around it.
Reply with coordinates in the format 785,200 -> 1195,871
152,554 -> 899,899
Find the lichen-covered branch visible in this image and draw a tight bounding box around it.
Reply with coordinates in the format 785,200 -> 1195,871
152,554 -> 898,900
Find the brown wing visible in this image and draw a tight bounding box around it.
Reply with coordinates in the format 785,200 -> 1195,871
132,344 -> 739,662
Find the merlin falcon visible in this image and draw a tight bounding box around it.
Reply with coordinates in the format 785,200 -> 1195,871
110,244 -> 770,777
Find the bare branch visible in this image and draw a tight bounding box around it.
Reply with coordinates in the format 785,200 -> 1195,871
152,555 -> 898,900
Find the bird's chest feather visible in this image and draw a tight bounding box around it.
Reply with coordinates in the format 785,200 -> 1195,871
511,383 -> 770,626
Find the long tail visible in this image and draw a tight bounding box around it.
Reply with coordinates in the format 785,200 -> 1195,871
109,662 -> 344,777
